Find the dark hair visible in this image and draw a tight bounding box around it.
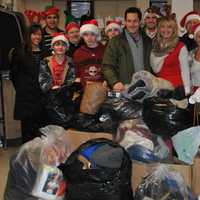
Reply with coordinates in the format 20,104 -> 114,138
124,7 -> 142,21
25,23 -> 43,54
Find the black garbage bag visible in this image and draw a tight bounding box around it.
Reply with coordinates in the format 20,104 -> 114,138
157,86 -> 186,100
4,154 -> 38,200
73,112 -> 119,134
142,97 -> 193,137
100,96 -> 143,121
59,138 -> 133,200
44,82 -> 83,129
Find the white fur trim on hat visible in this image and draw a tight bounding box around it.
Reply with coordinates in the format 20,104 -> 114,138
80,24 -> 101,41
51,35 -> 69,48
105,23 -> 122,33
185,14 -> 200,26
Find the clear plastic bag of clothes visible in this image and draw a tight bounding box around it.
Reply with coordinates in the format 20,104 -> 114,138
59,138 -> 134,200
142,97 -> 193,137
122,70 -> 174,102
4,125 -> 72,200
134,165 -> 197,200
115,119 -> 170,163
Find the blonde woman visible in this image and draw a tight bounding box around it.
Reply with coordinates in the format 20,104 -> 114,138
150,15 -> 191,97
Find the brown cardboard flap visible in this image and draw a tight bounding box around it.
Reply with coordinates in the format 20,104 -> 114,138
192,156 -> 200,196
66,129 -> 112,151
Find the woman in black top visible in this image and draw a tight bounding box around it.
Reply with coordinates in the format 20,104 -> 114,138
10,24 -> 47,143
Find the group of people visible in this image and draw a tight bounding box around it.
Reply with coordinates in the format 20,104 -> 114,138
10,5 -> 200,143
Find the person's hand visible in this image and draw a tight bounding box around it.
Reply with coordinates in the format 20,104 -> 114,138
102,80 -> 108,88
113,82 -> 125,91
74,78 -> 81,82
52,85 -> 60,90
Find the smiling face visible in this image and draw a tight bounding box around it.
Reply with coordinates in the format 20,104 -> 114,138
125,12 -> 141,34
82,32 -> 98,47
45,14 -> 59,30
186,19 -> 200,34
67,27 -> 80,44
52,40 -> 68,55
31,29 -> 42,48
106,28 -> 121,39
158,18 -> 178,41
144,13 -> 158,30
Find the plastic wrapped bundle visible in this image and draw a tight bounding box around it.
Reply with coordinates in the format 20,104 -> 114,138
100,96 -> 143,121
123,70 -> 174,102
59,138 -> 134,200
142,97 -> 193,137
134,165 -> 197,200
116,119 -> 170,162
4,125 -> 72,200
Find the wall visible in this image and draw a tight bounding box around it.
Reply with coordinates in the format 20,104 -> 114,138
13,0 -> 150,29
171,0 -> 193,26
94,0 -> 137,19
136,0 -> 149,13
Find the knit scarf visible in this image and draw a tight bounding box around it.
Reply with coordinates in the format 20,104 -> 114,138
51,55 -> 67,86
152,36 -> 179,57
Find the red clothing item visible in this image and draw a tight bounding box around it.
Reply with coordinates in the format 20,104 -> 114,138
51,55 -> 67,86
157,42 -> 184,88
73,43 -> 105,86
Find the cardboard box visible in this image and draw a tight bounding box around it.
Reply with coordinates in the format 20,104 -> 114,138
132,162 -> 192,192
192,156 -> 200,196
67,130 -> 113,151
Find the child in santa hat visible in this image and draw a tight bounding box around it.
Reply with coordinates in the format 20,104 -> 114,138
73,20 -> 106,87
65,22 -> 83,58
180,11 -> 200,51
39,33 -> 76,128
41,6 -> 64,56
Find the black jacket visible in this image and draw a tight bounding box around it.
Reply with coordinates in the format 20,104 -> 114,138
10,49 -> 45,120
180,33 -> 197,51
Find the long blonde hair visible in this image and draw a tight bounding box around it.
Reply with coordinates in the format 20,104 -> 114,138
153,15 -> 179,56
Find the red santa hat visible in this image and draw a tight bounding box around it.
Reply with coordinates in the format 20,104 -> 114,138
44,7 -> 59,17
180,11 -> 200,32
51,33 -> 69,48
80,19 -> 101,41
105,20 -> 122,34
65,22 -> 80,33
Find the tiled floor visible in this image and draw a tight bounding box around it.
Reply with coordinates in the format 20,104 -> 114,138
0,147 -> 18,200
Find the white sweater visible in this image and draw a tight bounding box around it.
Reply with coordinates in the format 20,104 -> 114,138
150,46 -> 191,95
